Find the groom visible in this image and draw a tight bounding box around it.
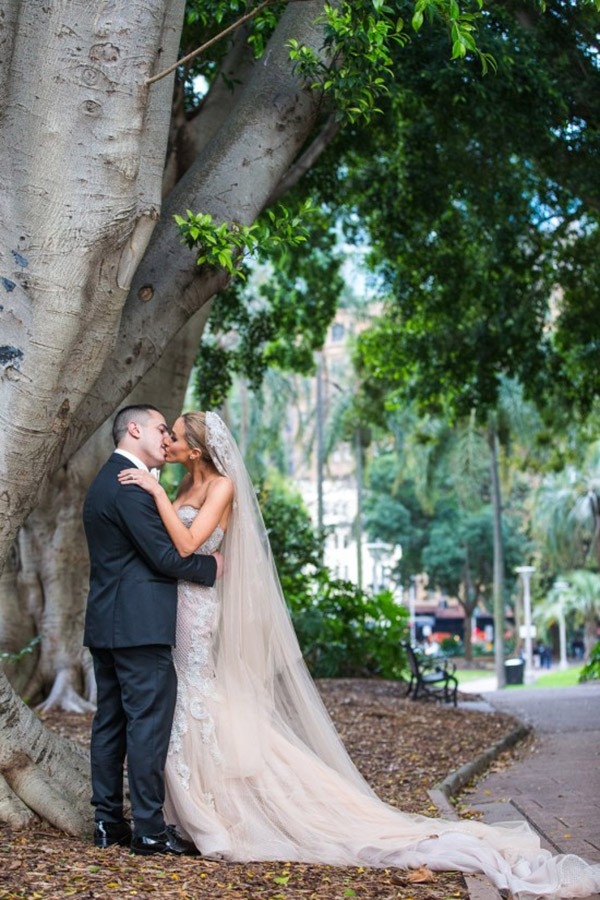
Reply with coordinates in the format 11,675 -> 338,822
83,403 -> 222,855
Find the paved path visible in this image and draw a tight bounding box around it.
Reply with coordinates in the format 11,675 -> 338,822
460,681 -> 600,900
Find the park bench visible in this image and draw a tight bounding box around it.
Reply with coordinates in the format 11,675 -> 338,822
402,642 -> 458,707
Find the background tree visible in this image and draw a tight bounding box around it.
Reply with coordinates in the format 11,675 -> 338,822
363,450 -> 432,584
560,571 -> 600,660
422,503 -> 524,659
344,2 -> 600,683
349,1 -> 600,420
531,441 -> 600,577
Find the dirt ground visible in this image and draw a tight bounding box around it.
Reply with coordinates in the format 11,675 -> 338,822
0,679 -> 528,900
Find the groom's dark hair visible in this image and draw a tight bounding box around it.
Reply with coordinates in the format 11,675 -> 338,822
112,404 -> 162,447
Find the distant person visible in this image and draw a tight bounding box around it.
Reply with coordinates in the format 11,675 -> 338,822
535,641 -> 552,670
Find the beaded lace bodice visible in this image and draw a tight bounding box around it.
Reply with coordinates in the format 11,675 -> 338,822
168,507 -> 224,793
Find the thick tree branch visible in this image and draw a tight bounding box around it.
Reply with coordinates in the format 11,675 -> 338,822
39,0 -> 329,479
268,113 -> 341,204
146,0 -> 278,85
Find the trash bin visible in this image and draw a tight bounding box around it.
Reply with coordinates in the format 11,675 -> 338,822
504,658 -> 524,685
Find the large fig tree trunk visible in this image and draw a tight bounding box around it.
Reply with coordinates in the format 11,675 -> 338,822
0,0 -> 334,832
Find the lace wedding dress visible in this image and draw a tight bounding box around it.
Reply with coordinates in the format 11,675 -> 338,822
162,413 -> 600,899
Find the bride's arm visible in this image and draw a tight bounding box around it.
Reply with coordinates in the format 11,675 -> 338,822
184,478 -> 234,554
117,468 -> 233,556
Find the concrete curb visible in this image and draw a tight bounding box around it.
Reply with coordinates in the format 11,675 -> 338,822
427,723 -> 531,900
430,722 -> 530,804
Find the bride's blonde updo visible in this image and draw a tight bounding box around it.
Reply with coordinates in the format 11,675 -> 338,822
180,411 -> 229,476
181,411 -> 210,458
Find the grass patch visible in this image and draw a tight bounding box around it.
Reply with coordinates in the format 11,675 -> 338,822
454,669 -> 495,684
453,665 -> 585,689
532,666 -> 583,688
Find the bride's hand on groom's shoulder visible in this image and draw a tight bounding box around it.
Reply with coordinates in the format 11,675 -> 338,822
118,467 -> 161,496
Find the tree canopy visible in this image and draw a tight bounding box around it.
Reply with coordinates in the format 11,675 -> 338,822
345,0 -> 600,422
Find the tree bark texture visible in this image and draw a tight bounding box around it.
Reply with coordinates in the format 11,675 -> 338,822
0,669 -> 90,831
0,0 -> 185,562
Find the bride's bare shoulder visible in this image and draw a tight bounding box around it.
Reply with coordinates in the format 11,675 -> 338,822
209,474 -> 234,499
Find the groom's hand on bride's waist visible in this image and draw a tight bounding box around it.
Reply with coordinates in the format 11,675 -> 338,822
212,551 -> 224,579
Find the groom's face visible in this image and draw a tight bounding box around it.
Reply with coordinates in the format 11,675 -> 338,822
164,417 -> 187,466
135,410 -> 170,468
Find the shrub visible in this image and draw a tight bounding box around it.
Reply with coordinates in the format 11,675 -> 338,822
440,636 -> 463,656
290,578 -> 409,679
579,642 -> 600,683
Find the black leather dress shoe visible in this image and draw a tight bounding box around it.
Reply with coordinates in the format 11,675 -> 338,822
131,825 -> 199,856
94,819 -> 132,848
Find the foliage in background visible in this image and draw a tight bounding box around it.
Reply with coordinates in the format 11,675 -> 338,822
258,475 -> 409,679
532,441 -> 600,575
257,473 -> 323,605
362,449 -> 432,582
292,580 -> 410,679
192,207 -> 343,409
343,1 -> 600,426
422,504 -> 525,602
579,642 -> 600,683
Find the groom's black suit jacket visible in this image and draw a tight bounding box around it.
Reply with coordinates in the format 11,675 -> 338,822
83,452 -> 216,649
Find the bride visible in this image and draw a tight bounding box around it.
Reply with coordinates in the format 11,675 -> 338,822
118,410 -> 600,899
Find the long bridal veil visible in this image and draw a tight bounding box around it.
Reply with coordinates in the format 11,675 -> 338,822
203,411 -> 600,898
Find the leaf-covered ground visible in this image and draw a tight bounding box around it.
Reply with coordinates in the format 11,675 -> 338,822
0,679 -> 527,900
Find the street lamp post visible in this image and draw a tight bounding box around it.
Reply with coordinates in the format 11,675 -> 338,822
516,566 -> 536,683
555,580 -> 569,671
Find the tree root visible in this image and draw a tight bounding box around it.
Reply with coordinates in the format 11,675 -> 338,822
0,770 -> 38,829
5,754 -> 89,835
0,672 -> 91,833
36,667 -> 96,714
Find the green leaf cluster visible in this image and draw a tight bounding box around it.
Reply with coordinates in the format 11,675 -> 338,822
579,641 -> 600,683
289,1 -> 409,124
0,634 -> 41,664
174,199 -> 317,280
286,1 -> 501,124
190,204 -> 343,408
